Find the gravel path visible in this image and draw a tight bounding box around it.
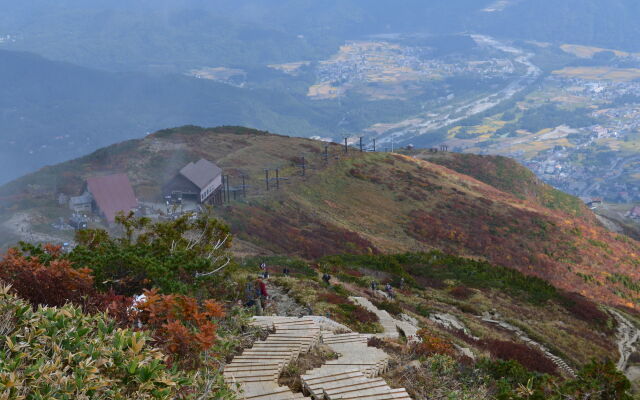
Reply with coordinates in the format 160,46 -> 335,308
611,309 -> 640,373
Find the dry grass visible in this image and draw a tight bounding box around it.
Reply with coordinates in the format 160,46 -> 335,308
278,345 -> 339,392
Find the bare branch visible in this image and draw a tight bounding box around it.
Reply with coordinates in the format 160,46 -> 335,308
195,258 -> 231,278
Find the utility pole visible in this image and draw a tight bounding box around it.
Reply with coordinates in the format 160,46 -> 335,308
222,176 -> 227,203
265,169 -> 270,191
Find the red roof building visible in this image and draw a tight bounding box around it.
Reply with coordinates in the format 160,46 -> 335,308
87,174 -> 138,223
629,206 -> 640,218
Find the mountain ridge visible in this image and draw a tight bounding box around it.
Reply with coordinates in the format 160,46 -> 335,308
1,125 -> 639,310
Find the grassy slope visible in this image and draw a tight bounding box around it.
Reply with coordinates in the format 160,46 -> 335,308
412,151 -> 591,218
1,126 -> 640,309
258,254 -> 617,372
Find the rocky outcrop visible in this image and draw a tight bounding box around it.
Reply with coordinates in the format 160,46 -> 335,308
610,309 -> 640,374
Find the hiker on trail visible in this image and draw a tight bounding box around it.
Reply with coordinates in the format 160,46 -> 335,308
243,280 -> 263,316
260,262 -> 269,279
243,281 -> 256,304
258,278 -> 269,300
399,277 -> 405,289
252,277 -> 269,315
322,273 -> 331,285
283,267 -> 290,276
385,283 -> 394,298
370,280 -> 378,291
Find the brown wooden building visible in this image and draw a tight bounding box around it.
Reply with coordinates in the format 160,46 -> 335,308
163,159 -> 223,204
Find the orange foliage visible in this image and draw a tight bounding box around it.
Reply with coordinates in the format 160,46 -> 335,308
415,329 -> 455,356
133,289 -> 225,368
0,247 -> 96,308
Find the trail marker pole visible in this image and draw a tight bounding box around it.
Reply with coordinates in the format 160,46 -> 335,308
359,137 -> 363,152
222,176 -> 227,203
242,175 -> 246,197
265,169 -> 270,191
373,138 -> 376,152
344,137 -> 348,154
276,169 -> 280,189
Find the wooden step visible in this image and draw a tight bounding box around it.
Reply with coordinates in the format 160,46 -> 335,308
324,378 -> 388,395
325,381 -> 390,397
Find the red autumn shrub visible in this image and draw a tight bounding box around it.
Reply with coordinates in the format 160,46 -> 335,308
449,286 -> 474,300
343,268 -> 364,278
481,339 -> 557,375
133,289 -> 225,369
413,275 -> 447,289
319,292 -> 351,305
0,246 -> 96,308
415,329 -> 455,356
560,292 -> 610,329
95,290 -> 134,325
350,305 -> 379,324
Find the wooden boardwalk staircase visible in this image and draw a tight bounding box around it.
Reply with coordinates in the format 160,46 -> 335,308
225,317 -> 321,400
226,312 -> 413,400
349,297 -> 419,342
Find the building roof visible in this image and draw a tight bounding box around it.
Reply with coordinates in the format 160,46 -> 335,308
179,159 -> 222,190
69,191 -> 92,206
87,174 -> 138,223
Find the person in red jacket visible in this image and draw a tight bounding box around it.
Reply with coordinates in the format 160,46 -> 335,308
258,278 -> 269,299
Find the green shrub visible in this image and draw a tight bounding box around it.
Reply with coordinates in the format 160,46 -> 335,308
324,251 -> 560,305
372,300 -> 403,316
243,256 -> 316,278
0,285 -> 189,399
70,212 -> 234,296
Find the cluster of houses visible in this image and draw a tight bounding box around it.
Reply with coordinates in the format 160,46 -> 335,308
580,196 -> 603,210
65,158 -> 223,227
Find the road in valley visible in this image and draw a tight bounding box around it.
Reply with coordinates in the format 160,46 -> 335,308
371,35 -> 542,146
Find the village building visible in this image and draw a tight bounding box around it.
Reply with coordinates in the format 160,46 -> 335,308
57,193 -> 69,206
68,191 -> 93,213
627,206 -> 640,220
580,196 -> 603,209
86,173 -> 138,224
163,159 -> 223,204
68,213 -> 89,230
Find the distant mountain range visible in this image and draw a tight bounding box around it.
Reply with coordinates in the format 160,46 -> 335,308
2,0 -> 640,72
0,49 -> 343,183
2,0 -> 640,182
